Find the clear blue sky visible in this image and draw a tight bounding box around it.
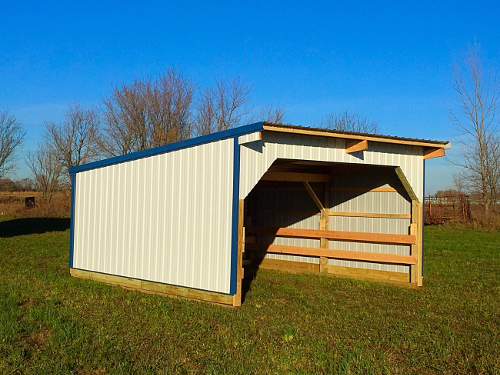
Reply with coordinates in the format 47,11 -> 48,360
2,0 -> 500,194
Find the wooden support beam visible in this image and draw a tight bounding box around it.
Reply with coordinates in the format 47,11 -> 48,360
423,147 -> 445,160
319,182 -> 329,273
261,171 -> 331,182
252,258 -> 414,287
70,269 -> 234,305
233,199 -> 245,307
246,244 -> 416,265
263,124 -> 450,149
328,212 -> 411,219
411,200 -> 423,286
302,181 -> 324,211
246,227 -> 416,245
253,209 -> 411,219
394,167 -> 418,202
345,139 -> 369,153
330,186 -> 404,193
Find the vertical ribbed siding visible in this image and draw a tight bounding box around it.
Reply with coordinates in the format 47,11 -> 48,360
73,138 -> 234,294
242,132 -> 418,273
240,132 -> 424,201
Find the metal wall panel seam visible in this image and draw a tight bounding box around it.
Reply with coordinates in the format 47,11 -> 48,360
229,136 -> 240,295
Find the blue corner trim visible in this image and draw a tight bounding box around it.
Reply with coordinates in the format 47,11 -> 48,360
69,173 -> 76,269
229,136 -> 241,295
68,122 -> 264,175
422,160 -> 425,277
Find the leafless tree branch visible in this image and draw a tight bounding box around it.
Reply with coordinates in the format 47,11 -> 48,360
0,110 -> 25,178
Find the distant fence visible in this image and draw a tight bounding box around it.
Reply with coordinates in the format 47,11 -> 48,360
424,195 -> 471,224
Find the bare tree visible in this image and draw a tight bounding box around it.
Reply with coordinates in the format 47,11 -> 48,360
44,102 -> 101,179
258,104 -> 286,124
449,42 -> 500,215
26,145 -> 63,202
0,110 -> 26,178
321,110 -> 379,134
194,76 -> 252,136
101,67 -> 194,156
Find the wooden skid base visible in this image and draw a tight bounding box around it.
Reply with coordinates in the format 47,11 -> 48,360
70,269 -> 235,306
254,258 -> 415,287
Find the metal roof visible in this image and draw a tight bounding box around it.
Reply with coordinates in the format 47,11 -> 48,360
263,122 -> 451,148
69,121 -> 450,174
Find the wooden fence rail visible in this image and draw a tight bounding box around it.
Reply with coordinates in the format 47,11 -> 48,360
246,244 -> 416,265
245,227 -> 416,245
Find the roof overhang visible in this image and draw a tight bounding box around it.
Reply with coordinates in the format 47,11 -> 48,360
262,123 -> 450,153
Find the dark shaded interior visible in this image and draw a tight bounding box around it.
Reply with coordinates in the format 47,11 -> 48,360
241,159 -> 411,302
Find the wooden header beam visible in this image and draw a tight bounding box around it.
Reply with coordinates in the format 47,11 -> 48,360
246,244 -> 416,265
246,226 -> 416,245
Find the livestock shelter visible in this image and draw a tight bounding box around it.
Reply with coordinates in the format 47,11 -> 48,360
68,122 -> 450,306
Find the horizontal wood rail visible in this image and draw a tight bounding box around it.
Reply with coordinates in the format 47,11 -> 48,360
251,210 -> 411,219
330,186 -> 404,193
245,227 -> 416,245
246,244 -> 416,265
328,212 -> 411,219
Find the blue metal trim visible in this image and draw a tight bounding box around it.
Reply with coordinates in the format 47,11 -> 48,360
229,136 -> 241,295
69,173 -> 76,269
422,159 -> 425,277
69,122 -> 264,174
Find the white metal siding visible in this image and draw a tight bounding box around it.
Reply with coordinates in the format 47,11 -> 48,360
239,132 -> 424,200
243,135 -> 416,274
73,138 -> 234,294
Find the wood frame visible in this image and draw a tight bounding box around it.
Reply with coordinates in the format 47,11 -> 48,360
423,147 -> 446,160
70,269 -> 235,305
254,258 -> 413,286
330,186 -> 404,193
345,139 -> 369,153
246,244 -> 416,265
263,124 -> 450,149
251,209 -> 411,219
411,200 -> 423,286
245,227 -> 416,245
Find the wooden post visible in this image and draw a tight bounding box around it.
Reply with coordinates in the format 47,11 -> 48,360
319,183 -> 330,273
233,199 -> 245,307
410,200 -> 423,286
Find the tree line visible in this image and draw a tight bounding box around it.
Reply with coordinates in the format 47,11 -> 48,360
1,67 -> 380,201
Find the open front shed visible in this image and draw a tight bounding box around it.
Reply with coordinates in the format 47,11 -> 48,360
68,122 -> 450,306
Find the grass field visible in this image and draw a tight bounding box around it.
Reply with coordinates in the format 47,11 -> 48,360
0,219 -> 499,374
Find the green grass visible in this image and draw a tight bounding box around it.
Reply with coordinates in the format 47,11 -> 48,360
1,220 -> 499,374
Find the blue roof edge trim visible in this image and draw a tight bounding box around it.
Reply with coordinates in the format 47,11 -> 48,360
69,122 -> 264,174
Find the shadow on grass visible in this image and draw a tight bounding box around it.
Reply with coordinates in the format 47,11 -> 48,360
0,218 -> 70,238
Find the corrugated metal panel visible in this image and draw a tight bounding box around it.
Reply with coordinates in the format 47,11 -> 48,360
242,133 -> 416,273
238,132 -> 261,145
73,138 -> 234,294
239,132 -> 424,201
